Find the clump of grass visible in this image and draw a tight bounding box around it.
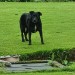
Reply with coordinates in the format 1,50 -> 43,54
0,67 -> 7,73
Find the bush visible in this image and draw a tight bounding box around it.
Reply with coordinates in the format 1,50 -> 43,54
19,50 -> 51,61
0,0 -> 72,2
0,0 -> 20,2
0,0 -> 5,2
19,48 -> 75,64
19,0 -> 31,2
68,48 -> 75,61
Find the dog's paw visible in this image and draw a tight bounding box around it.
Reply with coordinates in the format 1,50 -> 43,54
22,40 -> 25,42
28,43 -> 32,45
42,42 -> 44,44
26,39 -> 29,41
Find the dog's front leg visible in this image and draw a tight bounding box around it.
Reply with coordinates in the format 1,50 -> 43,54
39,30 -> 44,44
29,32 -> 32,45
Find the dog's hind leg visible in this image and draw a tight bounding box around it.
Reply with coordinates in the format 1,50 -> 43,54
24,28 -> 29,41
21,32 -> 25,42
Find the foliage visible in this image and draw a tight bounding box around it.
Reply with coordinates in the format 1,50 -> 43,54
0,0 -> 74,2
19,48 -> 75,64
0,0 -> 19,1
19,50 -> 51,60
0,67 -> 7,73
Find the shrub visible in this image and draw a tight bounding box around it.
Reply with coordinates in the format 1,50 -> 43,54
0,0 -> 20,2
68,48 -> 75,61
0,0 -> 72,2
20,50 -> 51,61
19,48 -> 75,64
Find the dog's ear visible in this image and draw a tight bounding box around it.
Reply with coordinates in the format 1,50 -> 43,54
37,12 -> 42,16
30,11 -> 34,15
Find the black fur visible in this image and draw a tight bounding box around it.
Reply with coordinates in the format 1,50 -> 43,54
20,11 -> 44,45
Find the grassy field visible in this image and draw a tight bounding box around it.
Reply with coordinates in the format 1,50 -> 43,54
0,2 -> 75,55
0,72 -> 75,75
0,2 -> 75,75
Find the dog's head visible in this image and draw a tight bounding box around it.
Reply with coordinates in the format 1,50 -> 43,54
29,11 -> 42,33
30,11 -> 42,24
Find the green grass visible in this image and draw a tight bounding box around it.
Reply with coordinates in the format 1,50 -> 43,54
0,2 -> 75,55
0,72 -> 75,75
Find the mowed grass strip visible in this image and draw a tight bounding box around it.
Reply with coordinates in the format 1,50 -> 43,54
0,72 -> 75,75
0,2 -> 75,55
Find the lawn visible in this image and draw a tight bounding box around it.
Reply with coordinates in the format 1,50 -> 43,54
0,2 -> 75,55
0,72 -> 75,75
0,2 -> 75,75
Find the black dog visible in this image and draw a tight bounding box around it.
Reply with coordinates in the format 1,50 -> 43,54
20,11 -> 44,45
